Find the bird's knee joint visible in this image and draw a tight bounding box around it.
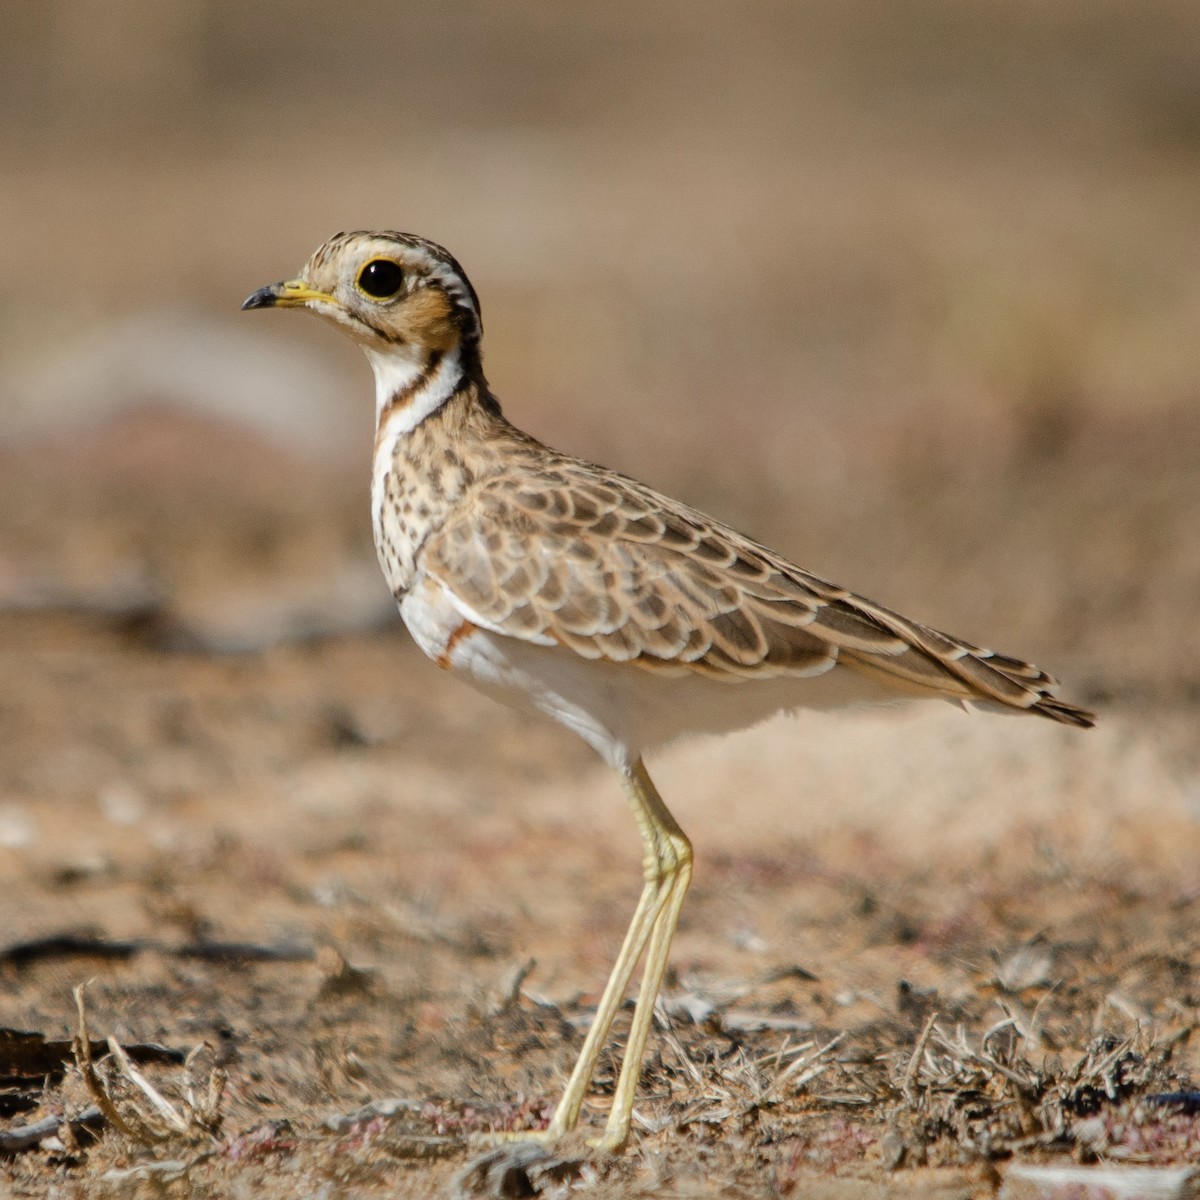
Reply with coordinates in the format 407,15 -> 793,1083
641,835 -> 693,886
641,859 -> 668,886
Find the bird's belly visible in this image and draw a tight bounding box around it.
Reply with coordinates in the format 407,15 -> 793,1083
399,577 -> 912,770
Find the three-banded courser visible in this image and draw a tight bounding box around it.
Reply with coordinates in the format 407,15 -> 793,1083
244,232 -> 1094,1151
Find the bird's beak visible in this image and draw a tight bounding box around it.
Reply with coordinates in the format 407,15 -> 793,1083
241,278 -> 336,311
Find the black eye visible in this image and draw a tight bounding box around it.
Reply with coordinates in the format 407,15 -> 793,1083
357,259 -> 404,300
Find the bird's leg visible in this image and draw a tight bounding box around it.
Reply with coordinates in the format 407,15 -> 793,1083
589,763 -> 692,1149
545,757 -> 693,1149
590,758 -> 692,1151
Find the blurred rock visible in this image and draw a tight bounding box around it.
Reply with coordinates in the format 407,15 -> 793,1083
0,802 -> 36,849
97,781 -> 146,827
1,310 -> 360,458
0,402 -> 398,650
165,558 -> 396,652
1001,1165 -> 1198,1200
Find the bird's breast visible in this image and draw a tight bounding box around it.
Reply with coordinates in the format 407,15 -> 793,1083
370,457 -> 425,597
370,404 -> 480,600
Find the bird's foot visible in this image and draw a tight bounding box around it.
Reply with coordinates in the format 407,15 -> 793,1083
470,1126 -> 558,1147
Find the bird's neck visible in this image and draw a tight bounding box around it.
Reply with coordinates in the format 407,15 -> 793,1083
367,340 -> 508,463
367,348 -> 508,597
365,342 -> 475,432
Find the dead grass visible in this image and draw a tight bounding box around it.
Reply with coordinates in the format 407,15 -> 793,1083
2,711 -> 1197,1197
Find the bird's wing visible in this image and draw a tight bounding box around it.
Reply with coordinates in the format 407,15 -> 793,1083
420,462 -> 1094,727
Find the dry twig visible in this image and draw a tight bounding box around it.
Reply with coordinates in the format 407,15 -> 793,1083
72,983 -> 161,1146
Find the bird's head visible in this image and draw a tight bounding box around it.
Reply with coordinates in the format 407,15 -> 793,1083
243,231 -> 484,415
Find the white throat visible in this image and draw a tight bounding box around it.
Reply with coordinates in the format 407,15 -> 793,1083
364,343 -> 465,432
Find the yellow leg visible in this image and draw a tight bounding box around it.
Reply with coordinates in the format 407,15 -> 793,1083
545,757 -> 693,1149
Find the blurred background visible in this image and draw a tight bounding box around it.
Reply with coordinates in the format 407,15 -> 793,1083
1,1 -> 1199,864
3,0 -> 1200,685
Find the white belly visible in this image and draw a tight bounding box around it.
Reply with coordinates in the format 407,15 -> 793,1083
399,575 -> 910,770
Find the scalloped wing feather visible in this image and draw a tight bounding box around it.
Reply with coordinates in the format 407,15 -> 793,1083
420,464 -> 1094,728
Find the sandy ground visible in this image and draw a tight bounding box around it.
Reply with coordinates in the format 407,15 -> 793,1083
2,3 -> 1200,1196
0,407 -> 1197,1197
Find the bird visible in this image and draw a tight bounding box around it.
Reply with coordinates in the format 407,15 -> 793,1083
243,231 -> 1094,1152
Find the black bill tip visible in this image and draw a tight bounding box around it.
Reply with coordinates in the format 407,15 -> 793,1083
241,285 -> 280,311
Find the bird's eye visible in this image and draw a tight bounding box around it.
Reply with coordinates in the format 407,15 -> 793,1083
356,259 -> 405,300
